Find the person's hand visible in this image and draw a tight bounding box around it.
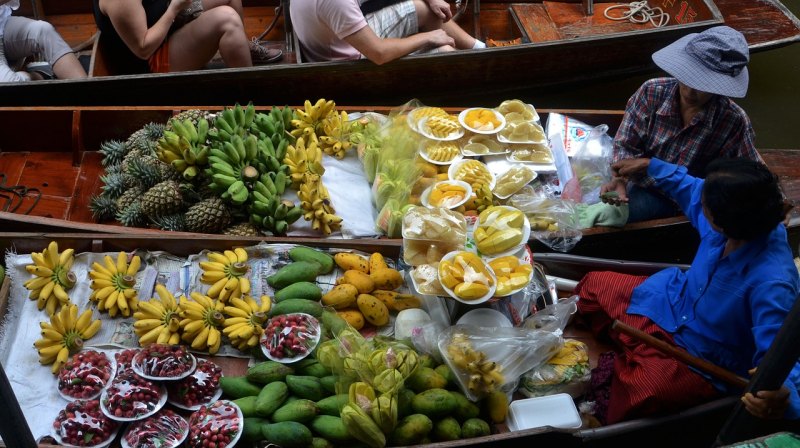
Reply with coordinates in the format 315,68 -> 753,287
600,178 -> 628,206
425,29 -> 456,49
168,0 -> 192,15
426,0 -> 454,21
611,158 -> 650,179
741,368 -> 790,419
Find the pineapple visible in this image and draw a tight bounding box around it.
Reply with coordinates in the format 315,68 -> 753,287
99,171 -> 128,200
223,222 -> 263,236
127,122 -> 165,154
116,201 -> 147,227
152,213 -> 186,231
184,197 -> 231,234
127,155 -> 166,190
98,140 -> 128,168
89,195 -> 118,221
116,186 -> 144,212
166,109 -> 213,130
140,180 -> 183,217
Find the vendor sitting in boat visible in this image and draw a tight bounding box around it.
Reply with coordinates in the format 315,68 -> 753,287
600,26 -> 762,223
290,0 -> 484,64
578,156 -> 799,424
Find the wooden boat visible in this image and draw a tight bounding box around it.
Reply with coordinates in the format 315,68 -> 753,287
1,105 -> 798,264
0,234 -> 794,446
2,0 -> 800,106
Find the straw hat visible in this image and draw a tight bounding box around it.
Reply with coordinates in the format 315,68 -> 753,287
652,26 -> 749,98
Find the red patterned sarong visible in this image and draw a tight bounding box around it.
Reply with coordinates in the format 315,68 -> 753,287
576,271 -> 720,424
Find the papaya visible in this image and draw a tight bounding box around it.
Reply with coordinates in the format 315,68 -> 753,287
268,298 -> 323,318
389,414 -> 433,446
289,246 -> 335,274
333,252 -> 370,273
267,261 -> 322,289
405,366 -> 447,393
317,394 -> 349,416
220,376 -> 262,398
255,381 -> 289,417
461,418 -> 491,438
411,388 -> 458,419
246,361 -> 294,385
298,361 -> 332,378
275,281 -> 322,302
286,375 -> 324,401
320,375 -> 338,395
451,391 -> 480,421
310,415 -> 354,443
432,417 -> 461,442
272,399 -> 320,424
242,417 -> 271,443
234,396 -> 259,417
261,421 -> 313,448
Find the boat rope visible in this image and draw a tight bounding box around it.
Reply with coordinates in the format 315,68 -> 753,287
603,1 -> 670,28
453,0 -> 469,22
254,3 -> 284,42
0,173 -> 41,214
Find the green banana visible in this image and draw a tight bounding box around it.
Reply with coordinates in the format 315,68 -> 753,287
244,102 -> 256,128
274,203 -> 288,220
212,173 -> 238,188
274,171 -> 287,195
273,220 -> 288,235
183,166 -> 198,180
234,104 -> 245,128
197,118 -> 209,143
244,135 -> 258,161
252,190 -> 272,205
285,206 -> 303,224
260,174 -> 277,195
212,162 -> 236,177
224,141 -> 241,164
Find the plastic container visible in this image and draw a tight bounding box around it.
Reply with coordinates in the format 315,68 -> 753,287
458,107 -> 506,134
448,159 -> 496,191
506,143 -> 554,164
456,308 -> 512,328
473,205 -> 531,258
421,180 -> 472,209
493,165 -> 538,200
497,120 -> 547,144
401,206 -> 467,267
495,99 -> 540,122
462,135 -> 507,156
437,251 -> 497,305
409,264 -> 448,296
506,394 -> 582,431
260,313 -> 321,363
417,116 -> 465,141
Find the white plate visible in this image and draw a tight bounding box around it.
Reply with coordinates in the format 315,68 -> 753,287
486,253 -> 534,297
187,400 -> 243,448
492,165 -> 538,200
417,116 -> 465,141
495,100 -> 540,122
121,410 -> 190,448
100,382 -> 168,422
167,359 -> 224,411
407,106 -> 448,131
57,351 -> 117,402
473,206 -> 531,258
448,159 -> 496,191
418,143 -> 464,165
133,349 -> 197,382
462,135 -> 507,156
507,394 -> 582,431
261,313 -> 321,363
438,251 -> 497,305
456,308 -> 512,328
51,417 -> 120,448
496,120 -> 547,144
420,180 -> 472,210
458,108 -> 507,134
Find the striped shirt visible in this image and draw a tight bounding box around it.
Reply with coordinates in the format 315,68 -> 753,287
613,78 -> 760,188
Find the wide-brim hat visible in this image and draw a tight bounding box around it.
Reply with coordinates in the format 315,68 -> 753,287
652,25 -> 749,98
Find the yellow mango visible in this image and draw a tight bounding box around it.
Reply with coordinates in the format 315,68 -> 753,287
356,294 -> 389,326
322,284 -> 359,309
368,252 -> 389,273
370,268 -> 403,291
341,270 -> 375,294
454,282 -> 490,300
334,253 -> 370,273
337,308 -> 365,330
392,293 -> 422,311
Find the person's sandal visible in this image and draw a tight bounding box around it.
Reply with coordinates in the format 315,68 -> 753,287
25,61 -> 54,80
249,39 -> 283,64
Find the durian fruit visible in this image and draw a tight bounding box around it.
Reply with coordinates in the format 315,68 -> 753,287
89,195 -> 118,221
140,180 -> 184,217
151,213 -> 186,232
185,197 -> 231,234
98,140 -> 128,167
222,222 -> 262,236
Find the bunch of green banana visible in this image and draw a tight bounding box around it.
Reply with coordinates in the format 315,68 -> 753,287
319,110 -> 352,159
207,102 -> 256,141
290,98 -> 337,139
249,173 -> 302,235
156,118 -> 210,180
297,173 -> 342,235
283,135 -> 325,190
206,133 -> 266,206
249,106 -> 294,150
24,241 -> 76,316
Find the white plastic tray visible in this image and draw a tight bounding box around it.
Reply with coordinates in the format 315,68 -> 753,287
507,393 -> 582,431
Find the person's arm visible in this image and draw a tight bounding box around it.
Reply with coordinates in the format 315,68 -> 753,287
343,26 -> 454,65
99,0 -> 189,60
425,0 -> 453,21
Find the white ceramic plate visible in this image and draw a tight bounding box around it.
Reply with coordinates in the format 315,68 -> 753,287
473,206 -> 531,258
260,313 -> 321,363
458,108 -> 507,134
420,180 -> 472,210
485,253 -> 534,297
133,350 -> 197,382
448,159 -> 497,191
417,116 -> 465,141
100,383 -> 168,422
438,251 -> 497,305
120,410 -> 190,448
186,400 -> 243,448
407,106 -> 448,131
418,143 -> 464,165
51,419 -> 120,448
167,359 -> 224,411
57,351 -> 117,402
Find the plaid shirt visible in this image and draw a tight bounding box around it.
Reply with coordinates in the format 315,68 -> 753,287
613,78 -> 760,187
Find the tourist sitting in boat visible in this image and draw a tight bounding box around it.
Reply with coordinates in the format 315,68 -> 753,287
93,0 -> 281,74
290,0 -> 484,64
0,0 -> 87,82
578,156 -> 798,425
600,26 -> 761,223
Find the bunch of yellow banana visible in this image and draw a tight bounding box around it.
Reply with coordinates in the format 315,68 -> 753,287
298,173 -> 343,235
24,241 -> 76,316
290,98 -> 337,139
89,251 -> 141,318
179,292 -> 225,354
222,295 -> 271,351
199,248 -> 250,303
319,110 -> 352,159
133,284 -> 182,345
283,135 -> 325,189
35,304 -> 101,373
446,332 -> 504,397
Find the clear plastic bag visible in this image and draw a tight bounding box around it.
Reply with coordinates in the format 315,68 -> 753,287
437,325 -> 563,401
562,124 -> 614,205
522,295 -> 579,334
508,187 -> 582,252
518,339 -> 591,399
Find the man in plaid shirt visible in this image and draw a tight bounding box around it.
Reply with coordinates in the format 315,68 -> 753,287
601,26 -> 761,222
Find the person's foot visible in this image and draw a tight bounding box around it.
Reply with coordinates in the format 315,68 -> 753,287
25,61 -> 54,80
249,39 -> 283,64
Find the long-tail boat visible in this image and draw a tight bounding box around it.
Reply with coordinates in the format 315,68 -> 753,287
1,0 -> 799,106
0,235 -> 796,446
1,105 -> 798,264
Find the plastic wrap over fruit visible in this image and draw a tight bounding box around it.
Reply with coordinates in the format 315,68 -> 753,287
341,402 -> 386,448
122,409 -> 189,448
57,350 -> 115,401
133,344 -> 196,380
371,393 -> 398,435
52,399 -> 120,447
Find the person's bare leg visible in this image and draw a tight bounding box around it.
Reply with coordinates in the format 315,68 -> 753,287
52,53 -> 87,79
441,21 -> 476,49
169,6 -> 252,70
202,0 -> 244,19
414,0 -> 475,49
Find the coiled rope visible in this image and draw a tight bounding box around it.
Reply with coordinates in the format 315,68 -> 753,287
604,1 -> 670,28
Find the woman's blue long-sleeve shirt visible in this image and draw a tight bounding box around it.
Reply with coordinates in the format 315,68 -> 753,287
627,158 -> 800,419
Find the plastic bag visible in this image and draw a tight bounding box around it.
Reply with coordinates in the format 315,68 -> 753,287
52,400 -> 120,447
508,186 -> 582,252
522,295 -> 579,334
519,339 -> 591,399
545,112 -> 594,158
562,124 -> 614,205
166,358 -> 223,410
401,206 -> 467,266
57,350 -> 115,401
122,408 -> 189,448
438,325 -> 563,401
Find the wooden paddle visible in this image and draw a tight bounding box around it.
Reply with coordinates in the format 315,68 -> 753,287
612,320 -> 749,389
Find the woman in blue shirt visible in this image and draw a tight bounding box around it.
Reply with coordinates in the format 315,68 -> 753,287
577,157 -> 799,424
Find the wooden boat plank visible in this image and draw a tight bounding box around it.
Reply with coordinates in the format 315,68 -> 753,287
715,0 -> 800,49
69,151 -> 104,222
511,4 -> 562,42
